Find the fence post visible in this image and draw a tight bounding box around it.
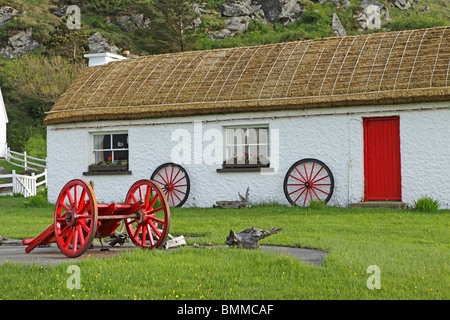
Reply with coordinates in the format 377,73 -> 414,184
12,169 -> 16,194
31,172 -> 36,197
24,151 -> 28,170
6,147 -> 10,162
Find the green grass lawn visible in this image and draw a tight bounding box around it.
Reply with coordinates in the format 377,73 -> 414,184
0,196 -> 448,300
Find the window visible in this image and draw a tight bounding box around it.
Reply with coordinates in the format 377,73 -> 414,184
220,126 -> 270,171
85,132 -> 130,175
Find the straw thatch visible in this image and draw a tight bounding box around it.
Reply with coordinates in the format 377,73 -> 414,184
45,26 -> 450,125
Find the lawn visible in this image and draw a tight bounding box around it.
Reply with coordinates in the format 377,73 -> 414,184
0,195 -> 448,300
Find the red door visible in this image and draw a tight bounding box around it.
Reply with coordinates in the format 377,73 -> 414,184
364,116 -> 401,201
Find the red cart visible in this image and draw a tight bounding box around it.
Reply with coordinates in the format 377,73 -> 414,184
23,179 -> 170,258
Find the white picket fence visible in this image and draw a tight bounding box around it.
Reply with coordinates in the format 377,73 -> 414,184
0,170 -> 47,197
0,148 -> 47,197
5,147 -> 47,171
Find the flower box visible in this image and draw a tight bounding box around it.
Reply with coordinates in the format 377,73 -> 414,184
88,164 -> 129,172
222,161 -> 270,169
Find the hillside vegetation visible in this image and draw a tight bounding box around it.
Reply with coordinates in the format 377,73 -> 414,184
0,0 -> 448,154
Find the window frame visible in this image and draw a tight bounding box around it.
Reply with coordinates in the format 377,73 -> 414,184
218,124 -> 270,172
84,131 -> 131,175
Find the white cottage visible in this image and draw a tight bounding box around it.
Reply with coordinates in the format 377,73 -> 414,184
0,87 -> 8,158
45,27 -> 450,209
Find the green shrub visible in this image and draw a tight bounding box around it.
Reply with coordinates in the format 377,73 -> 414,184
24,189 -> 52,208
414,197 -> 439,212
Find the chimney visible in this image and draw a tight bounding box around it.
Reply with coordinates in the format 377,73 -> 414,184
84,52 -> 127,67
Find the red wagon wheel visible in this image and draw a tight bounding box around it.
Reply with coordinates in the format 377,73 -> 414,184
124,179 -> 170,249
283,158 -> 334,207
150,163 -> 190,207
54,179 -> 98,258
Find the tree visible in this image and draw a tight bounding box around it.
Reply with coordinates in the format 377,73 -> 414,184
45,18 -> 90,62
149,0 -> 199,52
3,55 -> 85,110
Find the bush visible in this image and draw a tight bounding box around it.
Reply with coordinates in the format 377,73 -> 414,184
24,189 -> 51,208
414,197 -> 439,212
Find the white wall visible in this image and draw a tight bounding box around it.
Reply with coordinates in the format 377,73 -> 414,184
46,102 -> 450,209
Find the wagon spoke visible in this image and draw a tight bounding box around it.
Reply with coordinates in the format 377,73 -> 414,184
312,186 -> 329,195
130,193 -> 139,204
293,187 -> 307,204
77,200 -> 90,215
66,189 -> 74,208
146,206 -> 164,216
148,216 -> 165,225
77,225 -> 85,247
64,228 -> 74,249
149,221 -> 162,238
294,167 -> 307,182
157,172 -> 168,184
170,168 -> 181,185
290,173 -> 305,183
139,185 -> 144,201
310,167 -> 323,183
146,224 -> 155,246
72,228 -> 79,252
288,186 -> 305,196
312,175 -> 329,183
78,190 -> 86,210
311,188 -> 321,201
309,162 -> 315,182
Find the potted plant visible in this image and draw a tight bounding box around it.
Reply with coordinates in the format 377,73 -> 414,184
88,157 -> 128,172
223,153 -> 270,168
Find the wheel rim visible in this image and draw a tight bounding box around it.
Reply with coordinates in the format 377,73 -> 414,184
54,180 -> 98,258
283,158 -> 334,207
124,180 -> 170,249
150,163 -> 190,207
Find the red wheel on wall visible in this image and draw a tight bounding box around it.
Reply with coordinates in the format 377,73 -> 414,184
283,158 -> 334,207
124,180 -> 170,249
54,179 -> 98,258
150,163 -> 190,207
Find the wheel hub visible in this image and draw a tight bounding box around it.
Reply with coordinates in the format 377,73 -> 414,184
165,184 -> 172,190
65,209 -> 78,226
304,181 -> 311,188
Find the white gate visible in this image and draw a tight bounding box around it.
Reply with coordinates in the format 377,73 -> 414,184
0,170 -> 47,197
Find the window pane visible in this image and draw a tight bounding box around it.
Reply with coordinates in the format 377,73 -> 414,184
113,134 -> 128,149
94,135 -> 109,150
113,150 -> 128,162
94,150 -> 112,163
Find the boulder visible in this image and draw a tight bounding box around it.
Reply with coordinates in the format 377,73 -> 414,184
222,0 -> 254,17
257,0 -> 303,26
394,0 -> 412,10
0,29 -> 41,59
87,32 -> 119,54
112,14 -> 147,32
0,6 -> 19,26
332,13 -> 347,37
354,0 -> 390,30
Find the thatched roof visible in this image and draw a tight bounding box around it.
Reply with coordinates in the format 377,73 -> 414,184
45,26 -> 450,125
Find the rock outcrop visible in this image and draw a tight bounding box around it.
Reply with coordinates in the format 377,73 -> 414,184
0,6 -> 19,26
354,0 -> 391,30
0,29 -> 41,59
87,32 -> 119,54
